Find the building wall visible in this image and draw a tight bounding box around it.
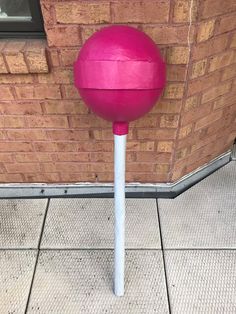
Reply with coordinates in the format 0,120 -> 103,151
0,0 -> 235,183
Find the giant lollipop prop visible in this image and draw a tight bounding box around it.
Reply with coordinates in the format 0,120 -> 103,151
74,25 -> 166,296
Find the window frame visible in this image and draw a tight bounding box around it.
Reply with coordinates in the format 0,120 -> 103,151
0,0 -> 45,38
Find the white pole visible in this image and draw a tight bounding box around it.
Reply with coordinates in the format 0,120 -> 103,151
114,134 -> 126,297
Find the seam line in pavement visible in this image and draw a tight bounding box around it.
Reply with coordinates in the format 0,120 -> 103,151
39,247 -> 162,251
24,198 -> 51,314
156,198 -> 171,314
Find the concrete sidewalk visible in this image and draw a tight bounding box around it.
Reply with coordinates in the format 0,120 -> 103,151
0,161 -> 235,313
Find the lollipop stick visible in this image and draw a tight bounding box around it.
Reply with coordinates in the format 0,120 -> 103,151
114,133 -> 126,296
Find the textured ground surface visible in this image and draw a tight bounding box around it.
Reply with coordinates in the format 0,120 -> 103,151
0,161 -> 235,313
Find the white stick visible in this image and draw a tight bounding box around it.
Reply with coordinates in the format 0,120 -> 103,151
114,134 -> 126,297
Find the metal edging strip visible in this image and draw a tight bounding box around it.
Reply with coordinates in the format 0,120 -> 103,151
0,151 -> 232,199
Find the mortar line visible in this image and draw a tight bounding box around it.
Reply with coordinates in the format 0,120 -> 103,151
38,247 -> 162,251
168,0 -> 195,181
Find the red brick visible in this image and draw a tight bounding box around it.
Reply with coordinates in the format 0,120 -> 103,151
69,115 -> 110,128
172,0 -> 191,23
63,85 -> 81,99
23,173 -> 61,183
42,100 -> 88,115
221,65 -> 236,82
26,115 -> 68,128
0,131 -> 6,140
0,142 -> 33,152
47,130 -> 89,141
0,173 -> 23,182
90,163 -> 113,173
126,162 -> 154,172
60,49 -> 79,67
0,55 -> 8,73
181,102 -> 212,126
202,81 -> 232,103
157,141 -> 174,153
178,124 -> 193,139
81,26 -> 104,44
5,53 -> 28,74
167,46 -> 189,64
15,153 -> 54,163
55,2 -> 110,24
191,133 -> 218,152
216,14 -> 236,35
166,65 -> 187,81
137,129 -> 177,140
190,59 -> 207,79
160,114 -> 179,128
60,172 -> 96,182
57,152 -> 90,162
56,142 -> 78,152
0,101 -> 42,115
176,146 -> 191,160
205,110 -> 233,137
132,115 -> 157,128
54,162 -> 90,173
0,86 -> 14,100
46,26 -> 81,47
126,141 -> 155,151
34,142 -> 57,152
192,34 -> 229,61
150,100 -> 182,114
126,172 -> 168,183
0,74 -> 33,84
0,153 -> 14,162
164,83 -> 185,99
194,109 -> 223,131
197,19 -> 215,43
174,130 -> 207,151
213,92 -> 236,110
187,71 -> 221,96
208,51 -> 235,72
143,25 -> 189,45
93,129 -> 113,140
112,1 -> 169,23
37,68 -> 73,84
40,163 -> 57,173
40,2 -> 54,27
199,0 -> 236,19
3,40 -> 25,51
7,130 -> 47,141
156,164 -> 170,174
47,49 -> 60,67
230,32 -> 236,48
3,116 -> 26,128
77,141 -> 113,152
15,85 -> 61,100
25,49 -> 48,73
5,163 -> 40,173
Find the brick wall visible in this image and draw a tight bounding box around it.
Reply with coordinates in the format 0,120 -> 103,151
0,0 -> 235,183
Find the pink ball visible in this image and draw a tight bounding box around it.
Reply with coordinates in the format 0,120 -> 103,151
74,25 -> 166,135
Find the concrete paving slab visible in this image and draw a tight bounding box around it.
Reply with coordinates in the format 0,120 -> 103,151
0,250 -> 37,314
158,162 -> 236,248
0,199 -> 48,249
165,250 -> 236,314
41,198 -> 161,249
27,250 -> 169,314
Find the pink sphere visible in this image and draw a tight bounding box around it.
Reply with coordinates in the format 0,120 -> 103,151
74,25 -> 165,135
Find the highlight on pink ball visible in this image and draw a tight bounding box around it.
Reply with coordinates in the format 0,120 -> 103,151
74,25 -> 166,135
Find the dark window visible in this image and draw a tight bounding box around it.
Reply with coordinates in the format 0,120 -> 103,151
0,0 -> 45,38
